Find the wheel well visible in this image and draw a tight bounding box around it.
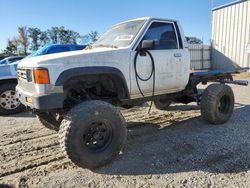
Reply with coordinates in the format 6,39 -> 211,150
0,79 -> 17,86
62,74 -> 129,107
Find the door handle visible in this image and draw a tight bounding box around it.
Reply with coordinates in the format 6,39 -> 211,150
174,53 -> 182,57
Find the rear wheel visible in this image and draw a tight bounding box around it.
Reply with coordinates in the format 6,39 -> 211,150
200,84 -> 234,124
0,83 -> 25,115
59,100 -> 127,169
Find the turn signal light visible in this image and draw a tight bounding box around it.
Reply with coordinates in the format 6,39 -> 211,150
33,69 -> 50,84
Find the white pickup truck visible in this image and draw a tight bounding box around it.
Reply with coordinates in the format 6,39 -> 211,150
16,17 -> 248,170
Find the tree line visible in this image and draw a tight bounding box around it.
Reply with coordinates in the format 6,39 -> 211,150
1,25 -> 203,57
1,26 -> 99,56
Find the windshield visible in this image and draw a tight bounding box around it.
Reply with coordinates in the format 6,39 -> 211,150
92,19 -> 147,48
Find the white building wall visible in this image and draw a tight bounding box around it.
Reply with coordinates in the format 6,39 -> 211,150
212,0 -> 250,69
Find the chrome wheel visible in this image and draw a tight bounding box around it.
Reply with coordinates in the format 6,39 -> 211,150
0,90 -> 21,110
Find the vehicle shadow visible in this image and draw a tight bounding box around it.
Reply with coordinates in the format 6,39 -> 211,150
1,111 -> 35,118
98,104 -> 250,175
166,104 -> 200,111
0,184 -> 14,188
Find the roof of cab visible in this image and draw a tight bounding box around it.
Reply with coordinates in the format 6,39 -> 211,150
114,17 -> 177,26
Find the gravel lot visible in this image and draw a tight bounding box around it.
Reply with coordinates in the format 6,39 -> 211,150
0,78 -> 250,188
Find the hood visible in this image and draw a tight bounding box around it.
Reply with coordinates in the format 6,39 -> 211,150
18,47 -> 127,68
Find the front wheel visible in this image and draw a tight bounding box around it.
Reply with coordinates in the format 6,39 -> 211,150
0,83 -> 25,115
200,84 -> 234,124
59,100 -> 127,169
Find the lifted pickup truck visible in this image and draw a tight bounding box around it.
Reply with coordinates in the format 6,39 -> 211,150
17,17 -> 248,170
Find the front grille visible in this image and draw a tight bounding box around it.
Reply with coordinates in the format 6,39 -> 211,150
18,68 -> 32,82
18,68 -> 27,80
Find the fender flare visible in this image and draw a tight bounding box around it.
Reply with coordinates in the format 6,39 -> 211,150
0,77 -> 17,85
55,66 -> 130,99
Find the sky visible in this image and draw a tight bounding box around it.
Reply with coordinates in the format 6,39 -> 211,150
0,0 -> 235,51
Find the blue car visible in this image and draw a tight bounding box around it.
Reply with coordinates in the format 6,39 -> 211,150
0,44 -> 86,115
27,44 -> 86,58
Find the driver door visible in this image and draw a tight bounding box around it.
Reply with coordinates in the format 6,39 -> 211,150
130,21 -> 185,98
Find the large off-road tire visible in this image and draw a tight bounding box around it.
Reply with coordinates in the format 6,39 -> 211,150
201,84 -> 234,124
59,100 -> 127,169
154,98 -> 172,110
0,83 -> 25,115
37,113 -> 61,131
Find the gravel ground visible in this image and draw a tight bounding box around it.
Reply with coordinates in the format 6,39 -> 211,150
0,78 -> 250,188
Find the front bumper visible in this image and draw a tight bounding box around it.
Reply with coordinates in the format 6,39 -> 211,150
16,86 -> 64,110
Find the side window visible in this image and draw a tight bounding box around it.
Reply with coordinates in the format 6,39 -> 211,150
8,58 -> 21,64
143,22 -> 178,50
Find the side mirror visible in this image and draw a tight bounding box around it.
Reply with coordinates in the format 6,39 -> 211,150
141,40 -> 155,50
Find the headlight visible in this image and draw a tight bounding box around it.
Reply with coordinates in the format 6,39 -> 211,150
26,69 -> 33,82
33,68 -> 50,84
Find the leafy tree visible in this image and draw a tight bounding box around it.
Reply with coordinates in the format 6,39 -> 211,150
88,31 -> 99,43
48,27 -> 59,44
186,37 -> 203,44
57,26 -> 80,44
18,26 -> 29,55
67,30 -> 80,44
40,31 -> 49,47
3,37 -> 19,55
58,26 -> 69,44
79,31 -> 99,45
2,25 -> 98,54
3,39 -> 16,55
28,27 -> 41,51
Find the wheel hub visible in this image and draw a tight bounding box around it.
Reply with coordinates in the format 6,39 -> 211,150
0,90 -> 21,110
83,121 -> 112,152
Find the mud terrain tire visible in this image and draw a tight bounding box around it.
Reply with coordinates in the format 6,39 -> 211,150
59,100 -> 127,169
201,84 -> 234,124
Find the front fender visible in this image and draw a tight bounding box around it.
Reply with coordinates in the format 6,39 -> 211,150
55,66 -> 130,99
